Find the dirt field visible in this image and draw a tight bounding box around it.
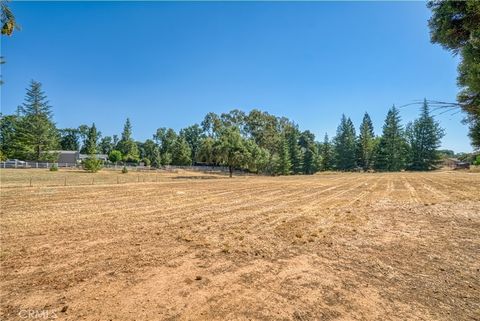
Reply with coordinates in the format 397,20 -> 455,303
1,170 -> 479,320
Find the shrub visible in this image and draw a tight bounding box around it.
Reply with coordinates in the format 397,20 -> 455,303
122,166 -> 128,174
108,150 -> 123,164
474,155 -> 480,166
49,164 -> 58,171
142,158 -> 151,167
83,157 -> 102,173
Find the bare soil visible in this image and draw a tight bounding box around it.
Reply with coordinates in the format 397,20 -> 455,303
1,170 -> 479,320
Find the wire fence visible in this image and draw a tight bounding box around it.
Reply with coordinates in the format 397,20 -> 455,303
0,163 -> 254,188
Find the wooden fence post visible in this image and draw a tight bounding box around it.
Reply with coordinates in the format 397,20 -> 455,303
64,177 -> 67,186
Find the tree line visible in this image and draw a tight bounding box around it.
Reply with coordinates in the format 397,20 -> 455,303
1,80 -> 447,175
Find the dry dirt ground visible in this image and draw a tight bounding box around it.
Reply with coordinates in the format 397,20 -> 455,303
1,170 -> 479,321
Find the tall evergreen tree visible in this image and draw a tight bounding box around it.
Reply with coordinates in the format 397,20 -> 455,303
357,112 -> 375,170
320,133 -> 334,171
118,118 -> 139,162
277,136 -> 292,175
286,128 -> 303,174
406,99 -> 445,170
333,115 -> 357,170
84,123 -> 99,155
375,106 -> 407,171
14,80 -> 59,160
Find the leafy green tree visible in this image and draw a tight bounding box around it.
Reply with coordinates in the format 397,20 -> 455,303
108,150 -> 123,164
428,0 -> 480,149
118,118 -> 139,163
179,124 -> 204,163
214,127 -> 249,177
375,106 -> 407,171
59,128 -> 80,151
333,115 -> 357,170
320,133 -> 334,171
197,137 -> 216,164
357,112 -> 376,170
154,127 -> 177,165
0,113 -> 18,158
141,139 -> 161,167
276,136 -> 292,175
14,80 -> 59,161
244,139 -> 270,173
99,136 -> 114,154
171,137 -> 192,166
406,99 -> 445,170
201,112 -> 222,138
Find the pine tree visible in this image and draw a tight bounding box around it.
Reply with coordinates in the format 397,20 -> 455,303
277,136 -> 292,175
286,129 -> 303,174
320,133 -> 333,171
407,99 -> 445,170
171,137 -> 192,166
14,80 -> 59,161
375,106 -> 407,171
333,115 -> 356,170
357,112 -> 375,170
84,123 -> 99,155
118,118 -> 139,163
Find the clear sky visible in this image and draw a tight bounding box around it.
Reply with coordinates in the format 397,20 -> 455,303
0,1 -> 471,152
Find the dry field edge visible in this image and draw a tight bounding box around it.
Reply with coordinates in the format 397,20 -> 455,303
1,169 -> 479,321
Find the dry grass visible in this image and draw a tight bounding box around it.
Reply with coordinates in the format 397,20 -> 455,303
1,170 -> 479,320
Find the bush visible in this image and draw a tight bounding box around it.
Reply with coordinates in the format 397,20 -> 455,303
83,157 -> 102,173
142,158 -> 151,167
474,155 -> 480,166
49,164 -> 58,171
108,150 -> 123,164
122,166 -> 128,174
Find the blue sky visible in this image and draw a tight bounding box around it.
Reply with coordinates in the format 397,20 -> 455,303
0,1 -> 471,152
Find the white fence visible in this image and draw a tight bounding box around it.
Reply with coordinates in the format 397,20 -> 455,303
0,160 -> 234,173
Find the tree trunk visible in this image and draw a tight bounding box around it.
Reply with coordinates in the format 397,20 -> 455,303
229,165 -> 233,178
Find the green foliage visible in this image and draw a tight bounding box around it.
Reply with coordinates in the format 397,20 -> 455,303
473,155 -> 480,166
108,150 -> 123,164
171,137 -> 192,166
1,1 -> 19,36
59,128 -> 80,151
286,127 -> 303,174
214,127 -> 249,177
13,80 -> 59,161
179,124 -> 204,162
99,136 -> 114,154
357,112 -> 375,170
138,139 -> 161,167
122,166 -> 128,174
320,133 -> 334,171
83,156 -> 102,173
428,0 -> 480,149
375,106 -> 407,171
118,118 -> 139,163
406,100 -> 445,170
334,115 -> 357,170
84,123 -> 99,155
49,163 -> 58,171
276,136 -> 292,175
154,127 -> 177,165
0,113 -> 18,159
197,137 -> 216,164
